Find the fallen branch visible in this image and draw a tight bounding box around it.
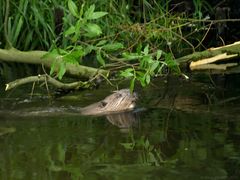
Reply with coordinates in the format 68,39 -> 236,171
177,41 -> 240,64
5,74 -> 90,91
176,41 -> 240,73
190,63 -> 238,70
0,48 -> 109,79
190,53 -> 238,70
190,53 -> 238,67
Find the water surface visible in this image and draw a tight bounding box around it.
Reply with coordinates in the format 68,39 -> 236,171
0,77 -> 239,179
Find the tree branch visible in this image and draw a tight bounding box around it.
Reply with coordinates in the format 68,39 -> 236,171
5,74 -> 90,91
0,48 -> 109,79
176,41 -> 240,73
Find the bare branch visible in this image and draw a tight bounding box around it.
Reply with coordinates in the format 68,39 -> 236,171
5,74 -> 89,91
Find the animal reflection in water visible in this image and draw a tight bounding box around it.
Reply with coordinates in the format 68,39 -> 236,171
80,89 -> 139,130
106,111 -> 139,131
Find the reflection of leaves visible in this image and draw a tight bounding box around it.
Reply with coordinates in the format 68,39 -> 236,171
0,127 -> 16,136
197,147 -> 207,160
120,143 -> 135,150
49,163 -> 62,172
57,143 -> 66,163
120,136 -> 166,166
224,143 -> 237,157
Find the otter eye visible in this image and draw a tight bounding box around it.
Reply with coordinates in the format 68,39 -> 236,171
116,93 -> 122,98
100,101 -> 107,107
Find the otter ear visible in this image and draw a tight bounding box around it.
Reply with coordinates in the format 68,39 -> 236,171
99,101 -> 108,107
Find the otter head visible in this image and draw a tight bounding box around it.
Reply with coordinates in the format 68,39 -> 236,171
80,89 -> 137,116
99,89 -> 137,113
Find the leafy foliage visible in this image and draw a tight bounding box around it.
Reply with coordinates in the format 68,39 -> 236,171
0,0 -> 213,88
120,45 -> 180,92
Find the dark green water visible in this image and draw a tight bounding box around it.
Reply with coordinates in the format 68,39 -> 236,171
0,77 -> 240,179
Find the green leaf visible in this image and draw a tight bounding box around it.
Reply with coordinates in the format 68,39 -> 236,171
150,61 -> 159,73
136,71 -> 145,77
83,45 -> 94,55
84,4 -> 95,19
136,44 -> 142,54
137,76 -> 146,87
102,42 -> 124,51
63,49 -> 83,64
87,12 -> 108,20
140,55 -> 152,68
165,53 -> 178,67
13,16 -> 23,45
165,53 -> 181,74
146,74 -> 151,84
63,54 -> 77,64
156,50 -> 162,60
42,49 -> 59,60
75,20 -> 81,31
83,23 -> 102,37
71,20 -> 81,42
79,4 -> 85,18
24,31 -> 33,50
96,50 -> 105,66
120,68 -> 134,78
96,40 -> 107,46
50,60 -> 56,76
130,78 -> 135,93
68,0 -> 79,17
122,52 -> 142,60
64,26 -> 75,36
143,44 -> 149,55
58,62 -> 66,80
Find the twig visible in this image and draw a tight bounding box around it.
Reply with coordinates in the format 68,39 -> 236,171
195,22 -> 213,49
42,64 -> 50,97
5,74 -> 89,91
30,81 -> 36,99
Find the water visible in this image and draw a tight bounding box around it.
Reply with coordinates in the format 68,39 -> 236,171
0,77 -> 240,179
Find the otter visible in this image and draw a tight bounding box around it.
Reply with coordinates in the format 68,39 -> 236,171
2,89 -> 137,117
80,89 -> 137,116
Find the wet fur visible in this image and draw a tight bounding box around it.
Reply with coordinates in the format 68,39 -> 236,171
80,89 -> 137,116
